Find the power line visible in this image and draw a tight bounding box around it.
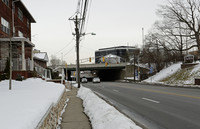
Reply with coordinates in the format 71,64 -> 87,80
84,0 -> 92,33
54,38 -> 75,55
63,45 -> 75,57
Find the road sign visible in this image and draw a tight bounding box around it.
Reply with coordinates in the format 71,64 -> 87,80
150,66 -> 153,74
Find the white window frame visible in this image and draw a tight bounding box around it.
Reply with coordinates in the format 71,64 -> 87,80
18,30 -> 23,37
18,8 -> 23,21
2,0 -> 9,7
1,17 -> 10,34
27,19 -> 29,28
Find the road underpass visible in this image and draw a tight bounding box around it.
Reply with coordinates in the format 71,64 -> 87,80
64,63 -> 149,81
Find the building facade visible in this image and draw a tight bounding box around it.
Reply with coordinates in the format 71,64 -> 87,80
0,0 -> 36,79
33,50 -> 49,78
95,46 -> 140,64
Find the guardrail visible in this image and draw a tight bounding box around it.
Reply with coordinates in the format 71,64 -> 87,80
35,87 -> 68,129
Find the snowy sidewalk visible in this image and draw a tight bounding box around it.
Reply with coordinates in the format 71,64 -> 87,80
60,87 -> 91,129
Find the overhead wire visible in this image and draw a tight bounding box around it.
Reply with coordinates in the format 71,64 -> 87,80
83,0 -> 92,34
80,0 -> 89,34
54,38 -> 75,55
76,0 -> 81,13
63,45 -> 75,57
79,0 -> 92,49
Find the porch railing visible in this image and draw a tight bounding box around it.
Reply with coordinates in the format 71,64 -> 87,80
0,58 -> 33,72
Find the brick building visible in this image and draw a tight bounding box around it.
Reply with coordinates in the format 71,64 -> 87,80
0,0 -> 36,79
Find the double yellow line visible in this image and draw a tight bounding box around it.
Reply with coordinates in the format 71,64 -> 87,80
135,88 -> 200,100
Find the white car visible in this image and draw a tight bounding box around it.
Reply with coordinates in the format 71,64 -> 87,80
92,77 -> 100,83
81,78 -> 88,83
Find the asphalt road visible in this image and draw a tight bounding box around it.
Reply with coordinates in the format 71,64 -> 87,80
82,82 -> 200,129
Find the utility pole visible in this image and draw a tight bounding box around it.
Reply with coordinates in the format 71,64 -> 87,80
9,38 -> 12,90
75,15 -> 81,88
69,0 -> 92,88
9,0 -> 17,90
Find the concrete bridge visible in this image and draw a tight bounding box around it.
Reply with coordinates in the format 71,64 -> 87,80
66,63 -> 126,71
64,63 -> 149,81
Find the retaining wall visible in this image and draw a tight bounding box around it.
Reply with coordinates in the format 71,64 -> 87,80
36,87 -> 68,129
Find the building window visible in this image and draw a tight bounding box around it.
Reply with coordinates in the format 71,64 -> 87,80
2,0 -> 9,6
27,19 -> 29,28
18,8 -> 23,21
1,17 -> 10,34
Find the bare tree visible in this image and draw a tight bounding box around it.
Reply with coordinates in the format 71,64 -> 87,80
141,32 -> 167,72
153,20 -> 195,61
158,0 -> 200,56
50,55 -> 61,69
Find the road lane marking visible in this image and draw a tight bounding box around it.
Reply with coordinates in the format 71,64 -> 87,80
113,89 -> 119,93
142,98 -> 160,104
135,88 -> 200,100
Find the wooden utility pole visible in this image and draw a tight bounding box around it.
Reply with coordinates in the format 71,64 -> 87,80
75,15 -> 81,88
69,0 -> 92,88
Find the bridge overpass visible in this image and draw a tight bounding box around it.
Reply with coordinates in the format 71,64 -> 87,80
64,63 -> 149,81
66,63 -> 126,71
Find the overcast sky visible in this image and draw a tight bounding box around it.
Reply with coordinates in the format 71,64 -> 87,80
22,0 -> 166,64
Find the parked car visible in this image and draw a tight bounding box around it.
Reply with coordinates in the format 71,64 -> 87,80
81,77 -> 88,83
92,77 -> 100,83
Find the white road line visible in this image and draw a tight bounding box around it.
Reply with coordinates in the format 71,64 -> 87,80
113,89 -> 119,93
142,97 -> 160,104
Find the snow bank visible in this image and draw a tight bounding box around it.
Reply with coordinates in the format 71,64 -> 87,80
77,86 -> 142,129
143,62 -> 182,83
0,78 -> 65,129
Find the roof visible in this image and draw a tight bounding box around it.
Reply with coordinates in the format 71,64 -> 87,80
15,0 -> 36,23
0,37 -> 35,47
97,46 -> 138,52
105,54 -> 120,58
34,52 -> 49,62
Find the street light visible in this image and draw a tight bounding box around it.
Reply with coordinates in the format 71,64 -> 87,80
82,32 -> 96,36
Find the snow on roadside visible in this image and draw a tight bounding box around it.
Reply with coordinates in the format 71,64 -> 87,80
77,86 -> 142,129
143,62 -> 182,83
0,78 -> 65,129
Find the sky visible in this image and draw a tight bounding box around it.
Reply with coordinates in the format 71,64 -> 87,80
22,0 -> 166,64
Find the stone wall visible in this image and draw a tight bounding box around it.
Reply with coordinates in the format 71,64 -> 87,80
36,87 -> 68,129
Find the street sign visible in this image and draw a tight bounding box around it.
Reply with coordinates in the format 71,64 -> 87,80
150,66 -> 153,74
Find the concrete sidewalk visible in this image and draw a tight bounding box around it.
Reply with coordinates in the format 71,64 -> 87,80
60,87 -> 91,129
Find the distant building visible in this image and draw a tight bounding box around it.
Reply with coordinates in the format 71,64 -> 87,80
0,0 -> 36,79
34,51 -> 49,68
95,46 -> 140,63
33,50 -> 49,78
100,54 -> 121,64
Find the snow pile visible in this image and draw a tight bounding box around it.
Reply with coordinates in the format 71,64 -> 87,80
143,62 -> 182,83
77,86 -> 142,129
143,62 -> 200,85
163,63 -> 200,85
0,78 -> 65,129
